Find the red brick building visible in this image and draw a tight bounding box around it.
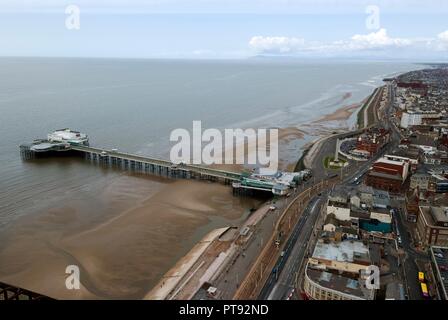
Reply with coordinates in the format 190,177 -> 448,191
355,128 -> 389,157
365,157 -> 409,193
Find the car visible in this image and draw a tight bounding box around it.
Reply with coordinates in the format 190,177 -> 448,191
398,237 -> 402,245
269,206 -> 277,211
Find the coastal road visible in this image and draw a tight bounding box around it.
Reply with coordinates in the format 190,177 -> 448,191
386,83 -> 430,300
259,194 -> 326,300
393,203 -> 429,300
306,85 -> 389,184
211,196 -> 292,299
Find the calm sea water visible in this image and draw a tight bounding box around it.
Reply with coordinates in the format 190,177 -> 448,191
0,58 -> 418,229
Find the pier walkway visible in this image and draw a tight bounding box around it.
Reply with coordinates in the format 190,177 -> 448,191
20,133 -> 307,195
21,143 -> 242,184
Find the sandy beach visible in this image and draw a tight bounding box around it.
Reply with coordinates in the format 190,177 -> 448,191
210,126 -> 306,173
0,176 -> 262,299
314,102 -> 362,123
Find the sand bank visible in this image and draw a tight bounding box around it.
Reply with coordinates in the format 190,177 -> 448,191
313,102 -> 361,123
210,126 -> 306,173
0,176 -> 261,299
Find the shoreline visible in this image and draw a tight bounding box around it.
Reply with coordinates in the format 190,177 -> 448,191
145,86 -> 381,298
294,97 -> 369,172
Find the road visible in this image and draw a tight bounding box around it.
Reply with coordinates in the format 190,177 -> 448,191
258,194 -> 326,300
212,196 -> 291,299
392,203 -> 429,300
385,83 -> 430,299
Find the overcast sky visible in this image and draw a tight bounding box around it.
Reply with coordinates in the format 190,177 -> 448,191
0,0 -> 447,60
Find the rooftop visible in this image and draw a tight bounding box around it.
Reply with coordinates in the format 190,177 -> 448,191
376,157 -> 407,166
47,128 -> 89,145
430,246 -> 448,300
430,207 -> 448,224
420,206 -> 448,228
306,268 -> 374,300
312,240 -> 369,263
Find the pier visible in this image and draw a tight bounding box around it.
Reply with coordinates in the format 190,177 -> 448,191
20,129 -> 311,195
0,281 -> 53,300
20,142 -> 241,185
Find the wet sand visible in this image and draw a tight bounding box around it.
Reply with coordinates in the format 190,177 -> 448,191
210,127 -> 306,173
0,175 -> 261,299
313,102 -> 362,123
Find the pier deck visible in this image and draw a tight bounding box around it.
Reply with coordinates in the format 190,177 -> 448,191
20,132 -> 307,195
71,145 -> 242,182
20,142 -> 242,184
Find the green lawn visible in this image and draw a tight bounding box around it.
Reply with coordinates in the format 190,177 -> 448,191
323,155 -> 347,170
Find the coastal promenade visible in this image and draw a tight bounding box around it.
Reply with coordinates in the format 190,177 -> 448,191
303,85 -> 386,181
233,178 -> 336,299
144,227 -> 231,300
145,204 -> 274,300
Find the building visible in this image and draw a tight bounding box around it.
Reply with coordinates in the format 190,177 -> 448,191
429,246 -> 448,300
401,111 -> 423,128
400,109 -> 440,129
323,214 -> 359,241
406,191 -> 420,223
303,240 -> 376,300
47,128 -> 89,146
326,186 -> 351,221
410,173 -> 431,191
427,168 -> 448,193
326,185 -> 392,234
365,157 -> 410,193
384,154 -> 418,172
416,206 -> 448,247
355,128 -> 390,157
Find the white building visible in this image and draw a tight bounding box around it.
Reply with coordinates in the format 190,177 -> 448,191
326,203 -> 351,221
400,110 -> 441,129
303,240 -> 376,300
47,129 -> 89,146
400,111 -> 422,128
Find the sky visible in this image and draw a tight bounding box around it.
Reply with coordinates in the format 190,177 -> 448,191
0,0 -> 447,60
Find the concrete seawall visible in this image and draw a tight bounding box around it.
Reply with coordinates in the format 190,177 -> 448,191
144,227 -> 230,300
